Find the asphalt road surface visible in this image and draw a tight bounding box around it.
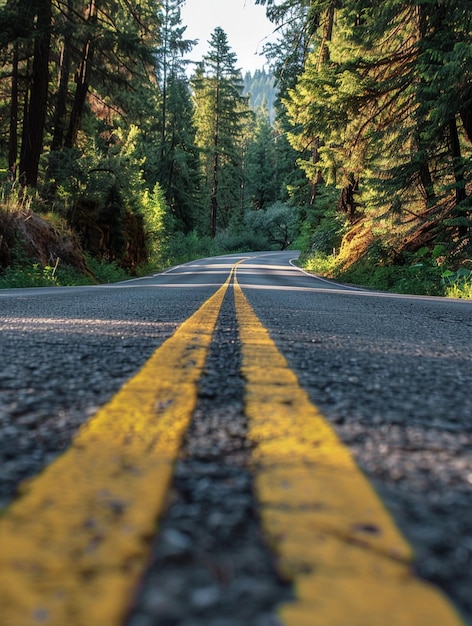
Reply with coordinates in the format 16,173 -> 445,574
1,251 -> 471,626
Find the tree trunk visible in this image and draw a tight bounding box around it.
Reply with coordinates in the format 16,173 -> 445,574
65,0 -> 97,149
460,107 -> 472,144
160,1 -> 169,162
309,136 -> 321,205
51,5 -> 74,152
19,0 -> 52,187
210,140 -> 219,238
449,117 -> 466,205
8,43 -> 19,176
338,175 -> 359,222
210,193 -> 217,239
310,1 -> 335,205
449,116 -> 469,237
418,160 -> 435,206
210,81 -> 220,238
317,1 -> 335,70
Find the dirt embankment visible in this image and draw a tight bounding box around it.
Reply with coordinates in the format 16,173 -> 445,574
0,209 -> 92,277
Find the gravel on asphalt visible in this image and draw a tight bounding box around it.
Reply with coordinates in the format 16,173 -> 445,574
126,288 -> 293,626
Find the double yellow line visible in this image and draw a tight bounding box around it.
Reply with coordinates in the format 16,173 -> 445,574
233,275 -> 464,626
0,263 -> 464,626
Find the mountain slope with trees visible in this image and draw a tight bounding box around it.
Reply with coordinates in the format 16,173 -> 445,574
243,68 -> 277,121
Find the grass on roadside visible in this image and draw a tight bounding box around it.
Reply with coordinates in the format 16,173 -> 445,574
0,256 -> 131,289
442,268 -> 472,299
299,251 -> 472,299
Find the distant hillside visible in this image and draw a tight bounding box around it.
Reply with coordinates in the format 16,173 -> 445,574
243,69 -> 277,122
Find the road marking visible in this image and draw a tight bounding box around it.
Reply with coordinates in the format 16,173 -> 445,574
0,268 -> 236,626
1,258 -> 466,626
233,271 -> 465,626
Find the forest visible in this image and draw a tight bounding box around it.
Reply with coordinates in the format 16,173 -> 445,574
0,0 -> 471,297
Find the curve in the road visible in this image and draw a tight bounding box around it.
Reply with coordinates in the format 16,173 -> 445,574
234,265 -> 464,626
0,257 -> 466,626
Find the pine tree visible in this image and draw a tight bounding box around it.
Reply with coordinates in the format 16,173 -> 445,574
244,69 -> 277,121
151,0 -> 200,232
156,0 -> 195,160
283,1 -> 472,245
414,0 -> 472,235
0,0 -> 162,187
244,101 -> 279,210
258,0 -> 327,206
0,0 -> 53,186
159,74 -> 202,232
192,27 -> 251,237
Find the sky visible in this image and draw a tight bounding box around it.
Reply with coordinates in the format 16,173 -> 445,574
179,0 -> 277,74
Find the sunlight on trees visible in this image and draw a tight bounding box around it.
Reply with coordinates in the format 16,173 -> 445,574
0,0 -> 470,296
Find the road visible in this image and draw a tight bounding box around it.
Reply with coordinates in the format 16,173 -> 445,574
1,251 -> 471,626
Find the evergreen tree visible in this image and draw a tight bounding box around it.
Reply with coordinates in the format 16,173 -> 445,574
257,0 -> 318,95
155,0 -> 195,160
257,0 -> 325,206
151,0 -> 200,232
0,0 -> 52,186
159,74 -> 202,232
282,1 -> 472,247
243,69 -> 277,122
415,0 -> 472,234
0,0 -> 161,186
245,101 -> 279,210
192,27 -> 251,237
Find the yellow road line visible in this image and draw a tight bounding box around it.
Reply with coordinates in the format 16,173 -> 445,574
0,269 -> 235,626
233,272 -> 464,626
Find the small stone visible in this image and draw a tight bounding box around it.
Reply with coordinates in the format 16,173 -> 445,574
142,588 -> 182,618
158,528 -> 193,561
190,586 -> 220,610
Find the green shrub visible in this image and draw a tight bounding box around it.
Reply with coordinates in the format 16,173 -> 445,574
336,259 -> 444,295
294,185 -> 343,254
0,263 -> 58,288
244,203 -> 300,250
215,228 -> 271,253
166,230 -> 220,265
0,256 -> 130,289
443,268 -> 472,299
85,256 -> 130,284
299,252 -> 337,276
446,281 -> 472,299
